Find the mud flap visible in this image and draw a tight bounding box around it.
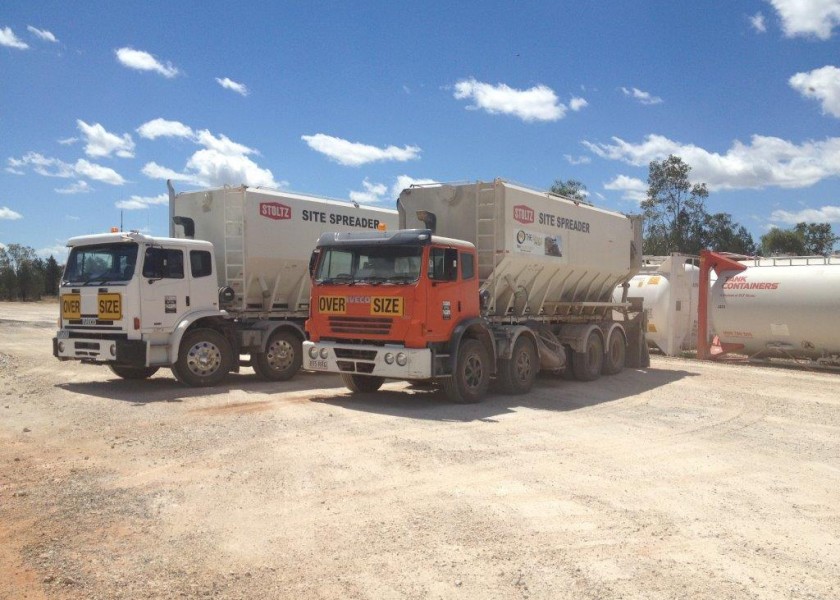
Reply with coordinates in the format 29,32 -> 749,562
625,312 -> 650,369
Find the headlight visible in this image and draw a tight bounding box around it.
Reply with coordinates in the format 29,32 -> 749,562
58,341 -> 65,352
396,352 -> 408,366
308,346 -> 319,359
319,347 -> 329,359
384,352 -> 394,364
110,344 -> 116,357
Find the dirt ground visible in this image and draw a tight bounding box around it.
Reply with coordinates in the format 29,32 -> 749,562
0,301 -> 838,600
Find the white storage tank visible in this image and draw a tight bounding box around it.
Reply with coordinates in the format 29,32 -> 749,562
710,256 -> 840,361
615,254 -> 700,356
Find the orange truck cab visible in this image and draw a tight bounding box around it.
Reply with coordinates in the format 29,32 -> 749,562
304,228 -> 493,400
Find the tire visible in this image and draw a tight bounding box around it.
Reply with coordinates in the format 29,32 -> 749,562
442,339 -> 490,404
174,328 -> 232,387
253,330 -> 301,381
572,331 -> 604,382
560,346 -> 576,380
340,373 -> 385,393
109,365 -> 160,380
602,330 -> 626,375
497,336 -> 538,394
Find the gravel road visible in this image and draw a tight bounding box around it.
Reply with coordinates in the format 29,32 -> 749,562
1,301 -> 838,599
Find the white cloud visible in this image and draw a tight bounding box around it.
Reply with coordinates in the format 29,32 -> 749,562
27,25 -> 58,43
10,152 -> 127,186
136,118 -> 194,140
142,126 -> 280,188
349,179 -> 389,204
0,27 -> 28,49
768,0 -> 840,39
564,154 -> 592,165
36,243 -> 68,260
569,97 -> 588,111
58,137 -> 78,146
74,159 -> 126,185
141,162 -> 201,184
216,77 -> 249,96
185,149 -> 278,188
302,133 -> 421,167
750,12 -> 767,33
583,133 -> 840,190
770,205 -> 840,223
621,87 -> 663,105
76,120 -> 135,158
789,65 -> 840,118
115,47 -> 179,78
55,181 -> 92,194
8,152 -> 75,178
65,215 -> 80,221
392,175 -> 438,198
115,193 -> 168,210
453,78 -> 566,122
604,175 -> 648,202
0,207 -> 23,220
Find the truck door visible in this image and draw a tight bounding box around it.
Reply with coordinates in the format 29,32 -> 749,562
425,246 -> 463,342
140,246 -> 190,331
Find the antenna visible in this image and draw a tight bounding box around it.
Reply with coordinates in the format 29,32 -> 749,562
120,210 -> 124,232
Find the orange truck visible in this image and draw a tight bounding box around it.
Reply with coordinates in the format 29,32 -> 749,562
304,179 -> 648,403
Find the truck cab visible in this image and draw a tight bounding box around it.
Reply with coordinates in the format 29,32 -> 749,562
54,231 -> 221,381
304,229 -> 489,398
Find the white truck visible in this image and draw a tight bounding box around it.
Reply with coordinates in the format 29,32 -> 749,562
304,179 -> 649,403
53,183 -> 398,386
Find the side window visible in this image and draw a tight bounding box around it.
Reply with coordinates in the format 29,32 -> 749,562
143,248 -> 184,279
428,247 -> 458,281
461,252 -> 475,280
190,250 -> 213,278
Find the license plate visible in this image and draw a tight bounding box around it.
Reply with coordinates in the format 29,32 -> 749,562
308,359 -> 328,369
61,294 -> 81,319
97,293 -> 122,320
371,296 -> 403,316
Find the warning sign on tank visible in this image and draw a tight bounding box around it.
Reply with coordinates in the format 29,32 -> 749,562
515,229 -> 562,257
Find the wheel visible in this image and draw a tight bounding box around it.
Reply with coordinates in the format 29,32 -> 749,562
174,328 -> 232,387
340,373 -> 385,393
253,330 -> 301,381
109,365 -> 160,380
602,330 -> 626,375
497,336 -> 538,394
572,331 -> 604,382
442,339 -> 490,404
560,346 -> 576,380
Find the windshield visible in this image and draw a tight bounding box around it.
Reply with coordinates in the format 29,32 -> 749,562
63,242 -> 139,285
315,245 -> 423,285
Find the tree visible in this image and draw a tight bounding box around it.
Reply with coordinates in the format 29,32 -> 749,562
700,213 -> 756,255
44,255 -> 62,296
760,228 -> 806,256
2,244 -> 44,301
550,179 -> 588,202
642,155 -> 709,254
793,222 -> 837,255
0,247 -> 15,300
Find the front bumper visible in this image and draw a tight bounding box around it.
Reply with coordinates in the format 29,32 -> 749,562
303,341 -> 432,379
53,335 -> 147,366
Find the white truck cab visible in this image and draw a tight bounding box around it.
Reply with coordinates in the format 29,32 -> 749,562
54,231 -> 224,383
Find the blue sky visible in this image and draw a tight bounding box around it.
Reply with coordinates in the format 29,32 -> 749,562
3,0 -> 840,260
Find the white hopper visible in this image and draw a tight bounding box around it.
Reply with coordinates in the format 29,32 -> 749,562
171,186 -> 398,313
398,179 -> 642,318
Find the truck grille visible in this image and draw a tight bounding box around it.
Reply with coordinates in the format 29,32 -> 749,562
328,316 -> 392,336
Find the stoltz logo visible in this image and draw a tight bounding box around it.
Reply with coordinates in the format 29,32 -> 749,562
260,202 -> 291,220
513,205 -> 534,224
